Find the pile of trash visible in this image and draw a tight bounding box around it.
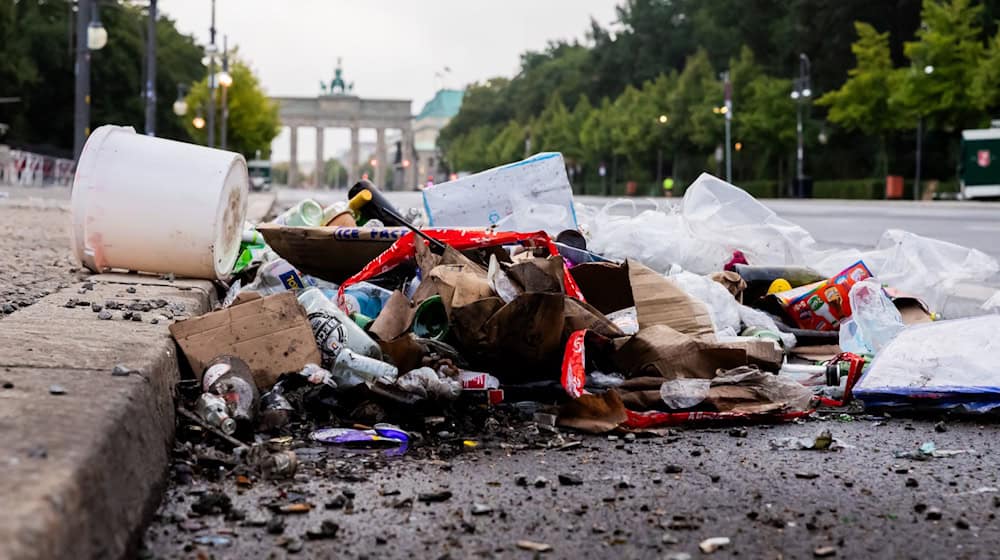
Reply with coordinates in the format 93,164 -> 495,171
70,129 -> 1000,472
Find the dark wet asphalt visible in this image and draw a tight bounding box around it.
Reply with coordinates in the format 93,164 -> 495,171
142,414 -> 1000,559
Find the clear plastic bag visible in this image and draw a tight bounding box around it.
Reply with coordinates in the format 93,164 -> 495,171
840,279 -> 905,354
659,378 -> 712,409
682,173 -> 822,268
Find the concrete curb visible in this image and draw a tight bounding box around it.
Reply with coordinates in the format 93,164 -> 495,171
0,273 -> 215,560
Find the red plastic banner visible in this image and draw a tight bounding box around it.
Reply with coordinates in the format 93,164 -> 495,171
337,229 -> 584,306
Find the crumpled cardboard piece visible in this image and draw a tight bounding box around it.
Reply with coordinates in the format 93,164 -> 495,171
627,260 -> 715,337
169,291 -> 321,390
704,366 -> 813,413
507,255 -> 565,294
369,290 -> 415,342
710,271 -> 747,304
569,260 -> 714,337
613,324 -> 781,380
377,333 -> 426,374
557,390 -> 628,434
257,224 -> 410,283
569,262 -> 632,314
616,366 -> 813,413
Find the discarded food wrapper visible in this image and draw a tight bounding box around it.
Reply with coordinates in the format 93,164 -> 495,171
770,261 -> 873,331
310,424 -> 409,446
422,152 -> 579,235
894,441 -> 975,460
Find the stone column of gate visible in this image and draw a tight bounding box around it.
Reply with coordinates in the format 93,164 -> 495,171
349,125 -> 360,186
289,125 -> 299,188
401,126 -> 415,189
315,126 -> 324,189
375,127 -> 387,188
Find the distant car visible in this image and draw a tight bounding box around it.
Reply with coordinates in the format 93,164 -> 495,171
247,159 -> 272,191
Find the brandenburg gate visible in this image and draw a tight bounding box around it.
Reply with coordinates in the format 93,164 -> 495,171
273,61 -> 414,189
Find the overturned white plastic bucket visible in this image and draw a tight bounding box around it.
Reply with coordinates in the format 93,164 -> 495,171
71,125 -> 249,280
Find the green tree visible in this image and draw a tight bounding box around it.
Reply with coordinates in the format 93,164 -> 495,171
580,97 -> 615,168
970,22 -> 1000,109
533,95 -> 576,157
486,120 -> 527,165
323,158 -> 348,188
891,0 -> 986,132
0,1 -> 203,152
816,23 -> 906,176
668,49 -> 723,176
183,56 -> 281,159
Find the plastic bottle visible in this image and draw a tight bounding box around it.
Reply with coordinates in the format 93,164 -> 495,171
342,281 -> 394,317
195,392 -> 236,434
842,279 -> 905,354
411,295 -> 449,340
298,287 -> 382,358
244,258 -> 313,295
258,382 -> 293,431
329,348 -> 398,386
348,179 -> 406,227
203,355 -> 259,430
734,264 -> 827,303
273,199 -> 325,227
778,362 -> 846,386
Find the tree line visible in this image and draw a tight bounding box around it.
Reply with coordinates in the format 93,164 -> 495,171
0,1 -> 278,160
438,0 -> 1000,191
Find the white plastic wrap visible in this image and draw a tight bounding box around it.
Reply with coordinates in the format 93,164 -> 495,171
659,378 -> 712,409
396,367 -> 462,400
854,315 -> 1000,410
812,229 -> 1000,313
682,173 -> 823,268
667,271 -> 741,334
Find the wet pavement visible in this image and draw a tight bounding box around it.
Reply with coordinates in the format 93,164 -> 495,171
141,413 -> 1000,559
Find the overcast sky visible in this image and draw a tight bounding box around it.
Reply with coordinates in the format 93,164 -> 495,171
159,0 -> 621,163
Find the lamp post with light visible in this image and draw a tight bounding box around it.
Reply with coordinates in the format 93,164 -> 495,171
655,114 -> 668,188
915,64 -> 934,201
218,35 -> 233,150
790,53 -> 812,197
172,84 -> 189,119
73,0 -> 108,161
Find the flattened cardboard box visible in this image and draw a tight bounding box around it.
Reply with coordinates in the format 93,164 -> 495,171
170,291 -> 321,390
257,224 -> 411,283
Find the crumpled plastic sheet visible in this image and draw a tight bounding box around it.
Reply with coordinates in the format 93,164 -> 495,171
584,173 -> 1000,317
666,270 -> 741,333
659,378 -> 712,409
396,367 -> 461,400
812,229 -> 1000,313
854,315 -> 1000,411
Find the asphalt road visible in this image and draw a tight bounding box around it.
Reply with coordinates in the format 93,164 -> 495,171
142,414 -> 1000,559
276,188 -> 1000,258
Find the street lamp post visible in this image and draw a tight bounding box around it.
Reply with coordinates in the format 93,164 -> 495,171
915,64 -> 934,201
656,114 -> 668,188
219,35 -> 232,150
73,0 -> 107,161
790,53 -> 812,197
206,0 -> 217,148
144,0 -> 157,136
723,71 -> 732,183
173,84 -> 188,117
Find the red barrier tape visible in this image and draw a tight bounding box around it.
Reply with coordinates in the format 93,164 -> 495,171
337,229 -> 584,306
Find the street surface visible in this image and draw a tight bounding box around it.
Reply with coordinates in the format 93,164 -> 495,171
1,185 -> 998,559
